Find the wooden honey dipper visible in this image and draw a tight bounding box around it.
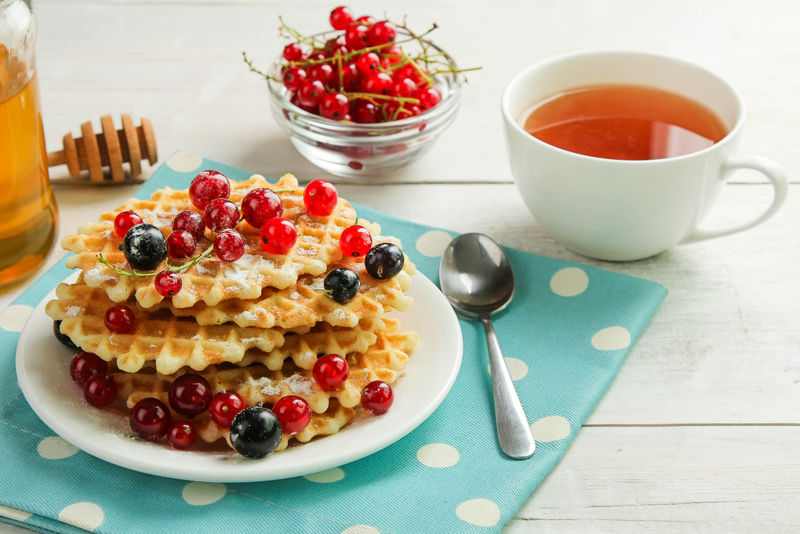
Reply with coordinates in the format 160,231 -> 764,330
47,114 -> 157,184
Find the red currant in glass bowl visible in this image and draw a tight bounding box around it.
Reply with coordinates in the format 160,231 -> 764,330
260,20 -> 463,177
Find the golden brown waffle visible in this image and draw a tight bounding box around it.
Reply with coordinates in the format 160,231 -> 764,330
113,319 -> 418,451
150,255 -> 415,329
62,173 -> 358,309
46,279 -> 387,375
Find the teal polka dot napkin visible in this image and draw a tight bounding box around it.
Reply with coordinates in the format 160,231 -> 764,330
0,154 -> 667,533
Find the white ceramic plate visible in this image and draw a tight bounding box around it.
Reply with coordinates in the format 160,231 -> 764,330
16,271 -> 462,482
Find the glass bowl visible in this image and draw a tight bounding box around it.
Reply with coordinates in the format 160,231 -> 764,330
267,31 -> 463,178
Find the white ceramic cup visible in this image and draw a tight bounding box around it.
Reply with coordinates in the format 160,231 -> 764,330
501,50 -> 788,261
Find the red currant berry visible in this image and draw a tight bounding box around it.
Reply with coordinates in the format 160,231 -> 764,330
105,305 -> 135,334
319,92 -> 350,120
382,45 -> 403,64
340,62 -> 360,91
417,86 -> 442,111
394,78 -> 418,98
154,270 -> 182,297
368,20 -> 396,45
329,6 -> 353,30
189,170 -> 231,211
282,66 -> 307,92
355,15 -> 376,25
242,188 -> 283,229
70,351 -> 108,387
303,179 -> 338,216
326,37 -> 349,58
260,217 -> 297,254
312,354 -> 349,391
383,101 -> 416,121
363,72 -> 394,96
214,229 -> 246,262
361,380 -> 393,415
172,210 -> 205,241
397,62 -> 427,83
344,24 -> 370,50
308,63 -> 334,86
167,421 -> 197,450
308,49 -> 328,61
351,99 -> 380,123
209,391 -> 246,427
296,79 -> 326,108
114,211 -> 143,239
339,225 -> 372,257
282,42 -> 305,62
130,397 -> 171,441
83,374 -> 117,407
273,395 -> 311,435
291,92 -> 319,114
168,374 -> 212,416
203,198 -> 239,232
355,52 -> 381,74
166,230 -> 196,259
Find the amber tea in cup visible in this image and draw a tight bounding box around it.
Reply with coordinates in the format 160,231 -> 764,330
521,84 -> 728,160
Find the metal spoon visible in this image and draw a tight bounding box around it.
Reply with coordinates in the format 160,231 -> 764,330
439,233 -> 536,459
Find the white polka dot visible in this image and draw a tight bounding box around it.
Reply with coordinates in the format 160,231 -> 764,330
0,505 -> 32,521
37,436 -> 78,460
415,230 -> 453,257
341,525 -> 380,534
591,326 -> 632,351
531,415 -> 571,442
550,267 -> 589,297
166,152 -> 203,173
304,467 -> 345,483
455,498 -> 501,527
487,357 -> 529,381
182,482 -> 226,506
0,304 -> 34,332
58,502 -> 104,531
417,443 -> 460,468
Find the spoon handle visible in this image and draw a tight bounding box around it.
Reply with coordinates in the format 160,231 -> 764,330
481,316 -> 536,459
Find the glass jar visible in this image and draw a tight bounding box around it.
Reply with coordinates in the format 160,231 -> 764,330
0,0 -> 57,286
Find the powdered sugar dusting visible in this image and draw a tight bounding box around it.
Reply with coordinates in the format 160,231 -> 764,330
84,266 -> 117,285
65,306 -> 82,317
139,207 -> 180,228
297,247 -> 318,257
290,291 -> 301,300
285,374 -> 313,395
248,377 -> 281,396
195,263 -> 214,275
334,308 -> 347,320
236,310 -> 260,322
308,278 -> 325,291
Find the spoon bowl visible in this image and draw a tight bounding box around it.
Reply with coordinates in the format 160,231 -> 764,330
439,233 -> 515,317
439,233 -> 536,459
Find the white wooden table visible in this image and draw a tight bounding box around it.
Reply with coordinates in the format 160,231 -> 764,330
2,0 -> 799,531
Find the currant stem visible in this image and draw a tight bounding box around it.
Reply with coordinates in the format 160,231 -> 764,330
343,92 -> 420,105
284,25 -> 438,69
96,254 -> 157,278
96,243 -> 216,279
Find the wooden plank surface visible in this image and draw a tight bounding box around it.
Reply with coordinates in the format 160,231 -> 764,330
2,0 -> 799,531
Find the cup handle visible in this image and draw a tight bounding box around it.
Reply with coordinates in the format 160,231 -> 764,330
681,155 -> 788,244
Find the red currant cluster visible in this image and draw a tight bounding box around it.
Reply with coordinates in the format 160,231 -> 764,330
104,171 -> 407,331
102,171 -> 342,334
247,5 -> 458,123
68,348 -> 392,455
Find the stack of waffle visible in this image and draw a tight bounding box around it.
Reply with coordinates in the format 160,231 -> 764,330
45,174 -> 418,452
